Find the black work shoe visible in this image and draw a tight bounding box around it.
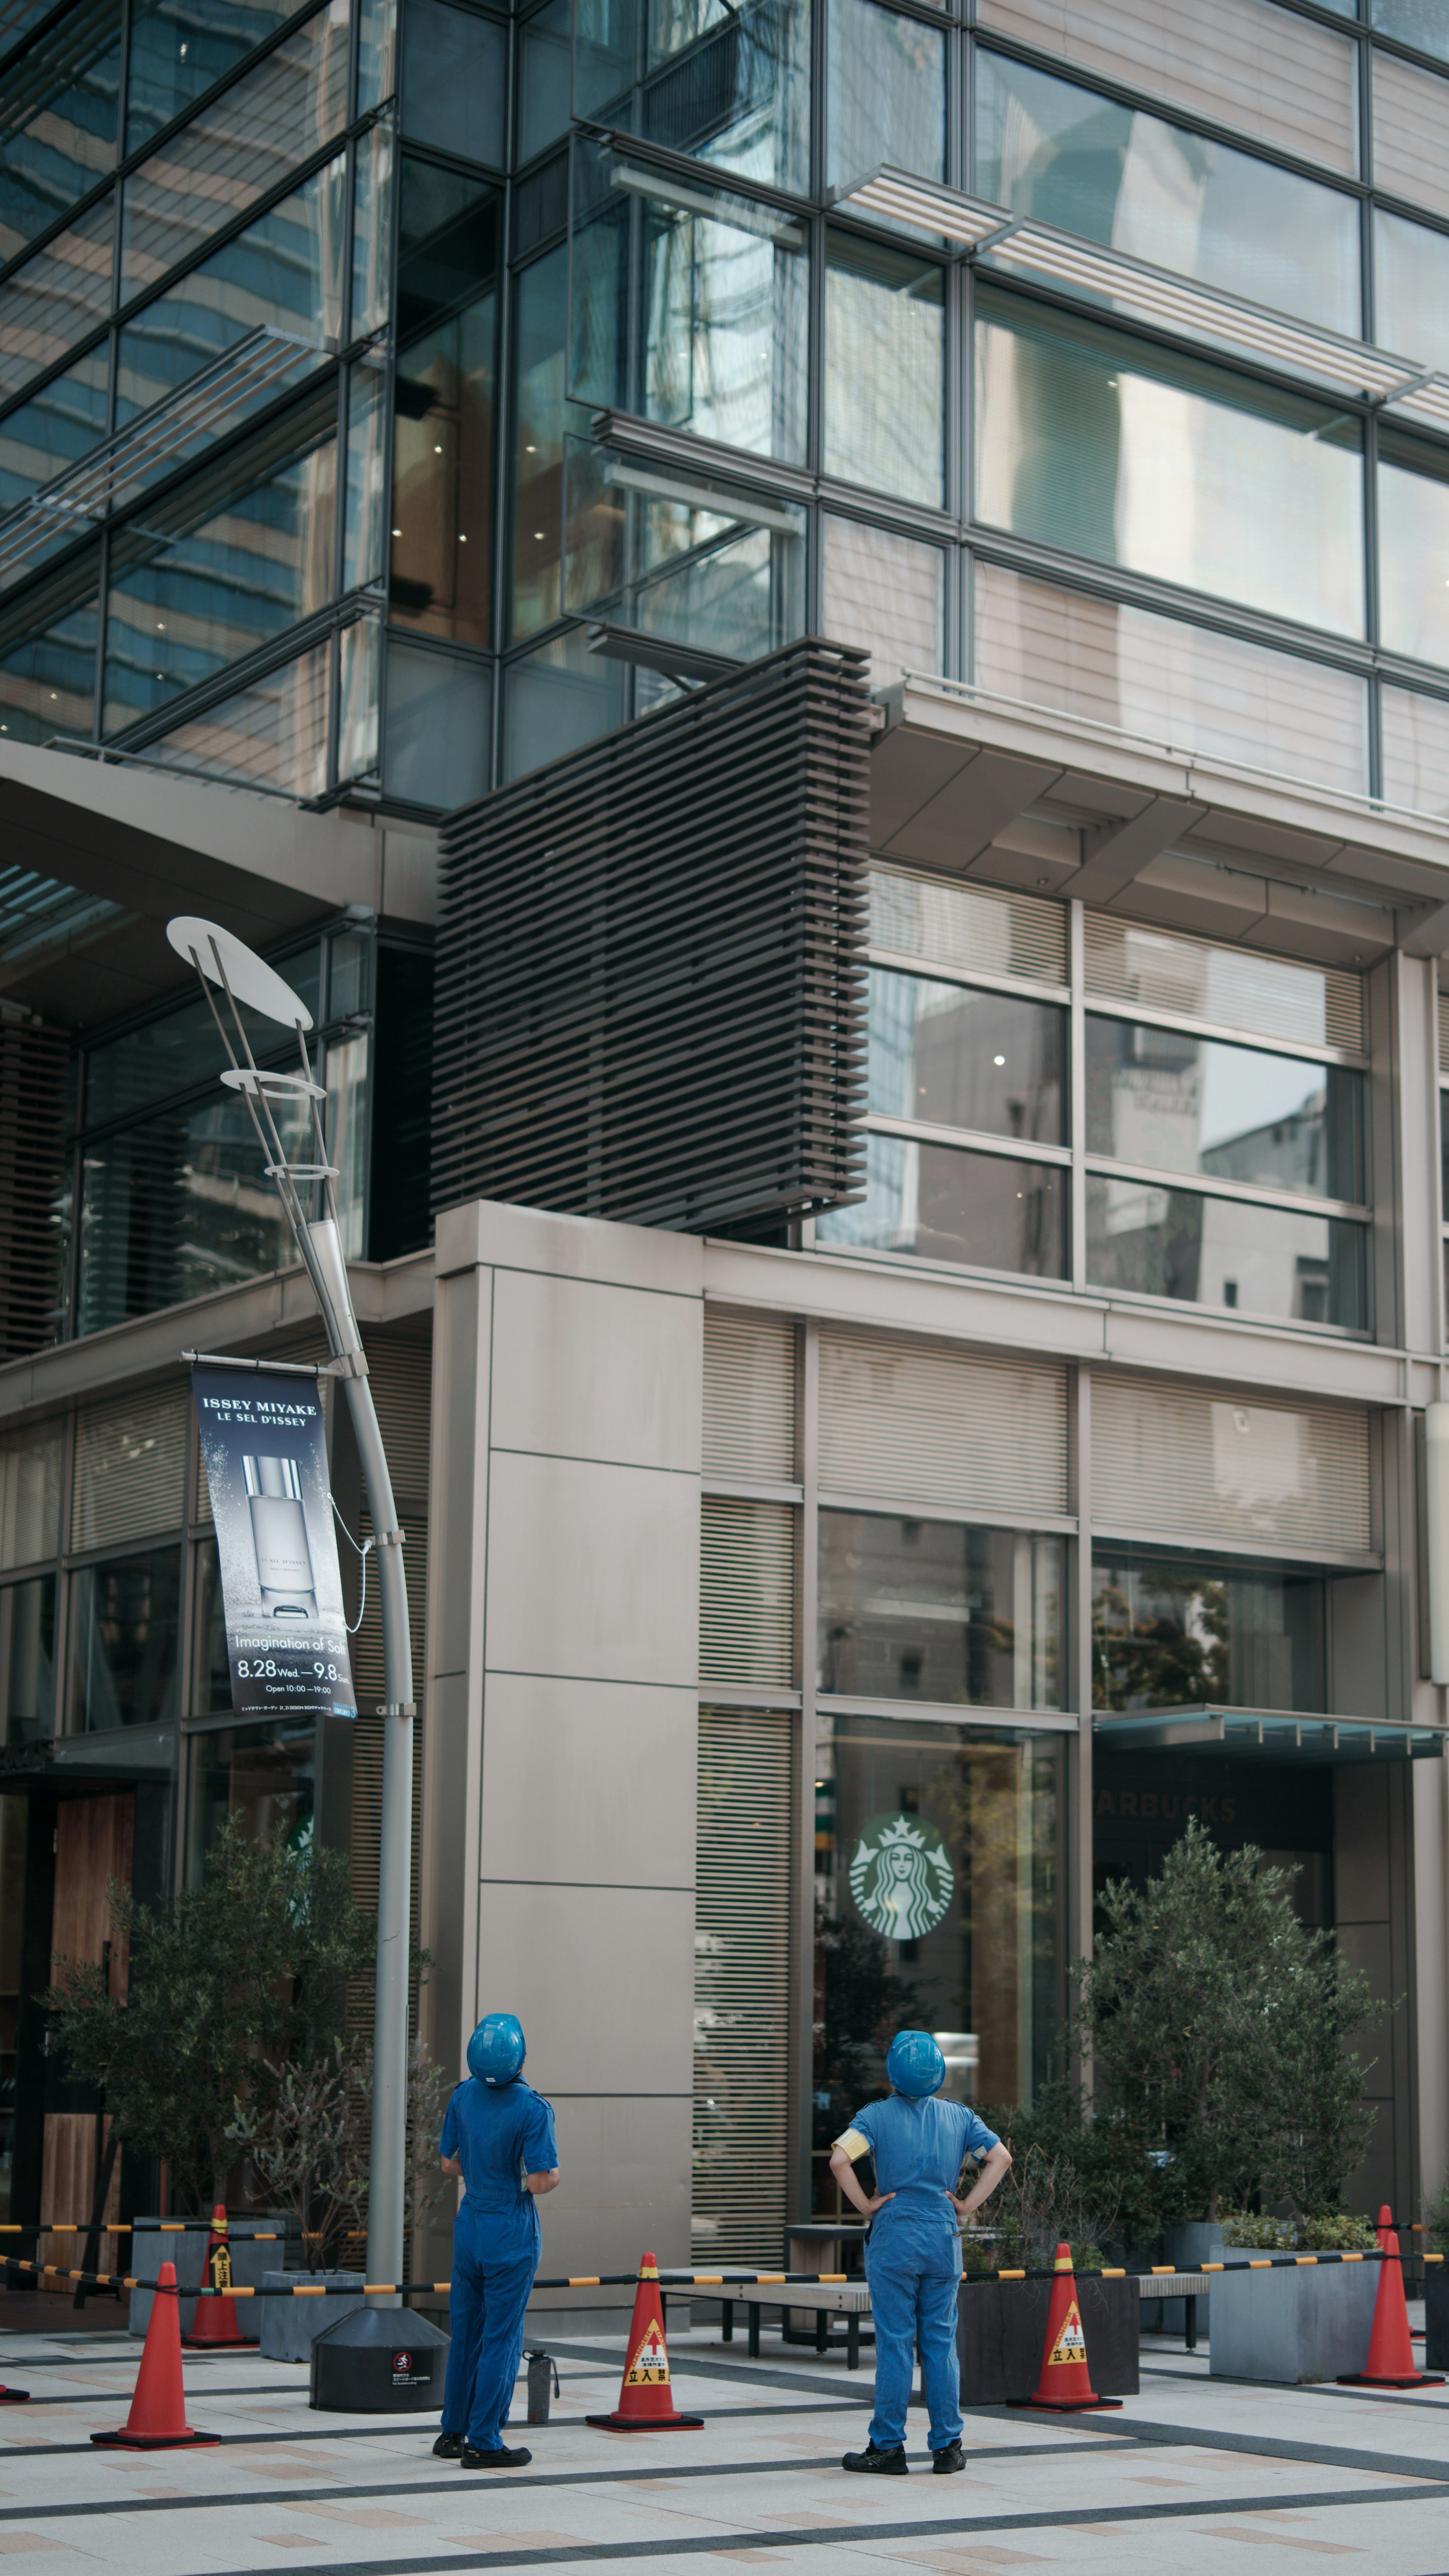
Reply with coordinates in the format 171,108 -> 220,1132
932,2441 -> 966,2474
842,2442 -> 908,2475
433,2432 -> 465,2459
459,2443 -> 532,2469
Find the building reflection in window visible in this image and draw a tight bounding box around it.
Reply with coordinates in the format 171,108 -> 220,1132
0,1577 -> 57,1744
818,1511 -> 1062,1709
812,1716 -> 1063,2210
186,1720 -> 317,1882
1091,1548 -> 1327,1714
71,1549 -> 180,1731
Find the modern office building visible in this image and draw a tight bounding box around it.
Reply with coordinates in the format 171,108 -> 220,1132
2,0 -> 1449,2283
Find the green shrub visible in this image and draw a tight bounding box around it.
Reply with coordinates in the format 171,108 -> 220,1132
1220,2208 -> 1377,2252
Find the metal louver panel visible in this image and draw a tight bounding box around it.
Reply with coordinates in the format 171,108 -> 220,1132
1092,1377 -> 1371,1555
700,1497 -> 797,1687
1438,991 -> 1449,1079
72,1385 -> 188,1551
1084,913 -> 1364,1055
694,1708 -> 792,2264
703,1309 -> 797,1482
870,867 -> 1066,987
818,1329 -> 1068,1518
432,640 -> 871,1234
0,1016 -> 68,1362
361,1331 -> 433,1510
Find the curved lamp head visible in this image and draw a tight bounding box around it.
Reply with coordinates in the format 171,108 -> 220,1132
166,915 -> 313,1030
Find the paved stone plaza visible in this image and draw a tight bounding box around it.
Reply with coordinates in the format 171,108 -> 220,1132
0,2314 -> 1444,2576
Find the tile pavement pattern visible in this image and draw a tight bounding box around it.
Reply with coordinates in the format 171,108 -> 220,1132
0,2314 -> 1443,2575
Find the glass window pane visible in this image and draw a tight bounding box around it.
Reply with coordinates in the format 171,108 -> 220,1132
1372,47 -> 1449,221
825,233 -> 943,505
578,0 -> 810,198
146,634 -> 335,794
826,0 -> 944,195
1084,1173 -> 1367,1327
402,0 -> 506,164
383,636 -> 491,806
0,346 -> 109,523
352,116 -> 394,343
822,516 -> 942,689
119,2 -> 351,303
0,549 -> 98,744
70,1547 -> 180,1730
629,497 -> 806,662
345,360 -> 387,590
125,0 -> 317,152
517,0 -> 571,163
324,1031 -> 368,1256
817,1131 -> 1067,1277
509,242 -> 566,641
1372,0 -> 1449,61
76,1090 -> 306,1333
1091,1551 -> 1325,1714
0,1426 -> 60,1571
1085,1018 -> 1365,1202
0,1576 -> 57,1744
1380,430 -> 1449,667
82,951 -> 318,1124
1374,210 -> 1449,373
186,1718 -> 317,1875
102,390 -> 338,736
359,0 -> 397,109
974,561 -> 1369,797
975,52 -> 1360,339
0,0 -> 121,266
114,159 -> 344,424
1382,682 -> 1449,821
974,289 -> 1364,636
392,287 -> 496,647
868,970 -> 1066,1142
818,1513 -> 1063,1709
501,620 -> 627,779
0,190 -> 113,404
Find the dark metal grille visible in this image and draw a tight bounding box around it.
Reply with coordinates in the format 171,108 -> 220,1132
432,638 -> 871,1233
0,1014 -> 69,1359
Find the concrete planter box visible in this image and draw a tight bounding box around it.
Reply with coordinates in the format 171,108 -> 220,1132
261,2270 -> 365,2364
958,2275 -> 1139,2405
129,2219 -> 275,2341
1423,2263 -> 1449,2369
1208,2259 -> 1379,2382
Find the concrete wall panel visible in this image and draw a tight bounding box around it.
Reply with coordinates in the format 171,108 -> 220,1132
484,1452 -> 698,1687
528,2093 -> 693,2278
477,1675 -> 696,1888
472,1881 -> 695,2097
490,1270 -> 701,1470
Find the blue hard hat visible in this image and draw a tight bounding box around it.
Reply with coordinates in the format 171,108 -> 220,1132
886,2029 -> 945,2099
467,2012 -> 526,2087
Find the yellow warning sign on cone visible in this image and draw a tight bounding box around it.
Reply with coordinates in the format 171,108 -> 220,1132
625,2318 -> 670,2385
1046,2302 -> 1087,2368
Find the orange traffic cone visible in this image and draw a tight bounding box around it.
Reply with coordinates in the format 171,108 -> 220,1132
1338,2209 -> 1444,2389
184,2207 -> 244,2348
1009,2243 -> 1123,2413
585,2253 -> 703,2430
91,2261 -> 220,2447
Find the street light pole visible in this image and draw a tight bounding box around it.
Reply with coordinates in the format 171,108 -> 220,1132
167,916 -> 413,2302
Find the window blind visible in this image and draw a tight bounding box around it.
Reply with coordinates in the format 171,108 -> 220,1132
1438,990 -> 1449,1079
818,1328 -> 1068,1517
1092,1375 -> 1371,1554
700,1497 -> 797,1688
1084,913 -> 1364,1054
1372,52 -> 1449,226
693,1708 -> 792,2264
72,1384 -> 188,1551
869,866 -> 1066,987
703,1308 -> 797,1483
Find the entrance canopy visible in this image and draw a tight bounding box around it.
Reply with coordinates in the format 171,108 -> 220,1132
1094,1707 -> 1446,1763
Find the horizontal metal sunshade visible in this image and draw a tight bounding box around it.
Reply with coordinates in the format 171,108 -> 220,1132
834,168 -> 1449,422
72,1385 -> 189,1552
0,1015 -> 68,1363
869,867 -> 1066,987
1084,914 -> 1364,1055
818,1328 -> 1069,1519
700,1497 -> 797,1688
694,1708 -> 793,2265
433,641 -> 870,1234
703,1308 -> 797,1483
1439,991 -> 1449,1079
1092,1377 -> 1372,1556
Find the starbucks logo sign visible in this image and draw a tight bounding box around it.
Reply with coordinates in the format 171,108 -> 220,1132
849,1811 -> 954,1942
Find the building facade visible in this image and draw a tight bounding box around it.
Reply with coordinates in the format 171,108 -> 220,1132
2,0 -> 1449,2275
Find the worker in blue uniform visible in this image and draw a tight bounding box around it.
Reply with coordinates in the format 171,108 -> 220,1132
829,2029 -> 1012,2476
433,2011 -> 561,2468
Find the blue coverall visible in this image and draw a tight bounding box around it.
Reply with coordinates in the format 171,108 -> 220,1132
438,2076 -> 559,2451
836,2095 -> 1001,2455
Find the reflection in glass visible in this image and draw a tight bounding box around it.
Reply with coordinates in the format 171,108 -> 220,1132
324,1034 -> 369,1258
392,289 -> 496,647
577,0 -> 809,197
0,191 -> 115,402
0,347 -> 109,539
501,623 -> 627,779
1370,0 -> 1449,62
817,1131 -> 1067,1278
976,51 -> 1359,337
867,970 -> 1065,1141
517,0 -> 572,162
103,391 -> 337,736
345,363 -> 388,590
1085,1018 -> 1364,1202
76,1089 -> 305,1334
352,117 -> 394,342
1379,430 -> 1449,668
0,0 -> 121,266
1375,211 -> 1449,377
82,949 -> 319,1129
825,234 -> 943,504
975,287 -> 1364,638
634,505 -> 805,663
384,636 -> 491,806
819,1511 -> 1062,1709
826,0 -> 943,195
0,1577 -> 56,1743
147,638 -> 335,794
71,1549 -> 181,1731
402,0 -> 505,164
823,517 -> 942,689
125,0 -> 317,148
1084,1174 -> 1368,1328
0,1425 -> 60,1571
186,1719 -> 316,1882
0,553 -> 99,744
812,1714 -> 1061,2190
509,243 -> 566,640
192,1538 -> 231,1715
114,160 -> 344,425
1091,1550 -> 1326,1713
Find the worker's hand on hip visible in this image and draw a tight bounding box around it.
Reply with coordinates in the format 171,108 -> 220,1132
862,2191 -> 895,2216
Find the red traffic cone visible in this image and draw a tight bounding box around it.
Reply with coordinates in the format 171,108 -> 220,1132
1338,2217 -> 1444,2389
1009,2243 -> 1123,2413
91,2262 -> 220,2447
585,2253 -> 703,2430
185,2206 -> 244,2348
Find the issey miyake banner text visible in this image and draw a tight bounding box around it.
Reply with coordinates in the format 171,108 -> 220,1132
191,1362 -> 357,1721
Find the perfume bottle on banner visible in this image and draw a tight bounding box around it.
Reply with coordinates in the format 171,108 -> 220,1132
243,1454 -> 318,1620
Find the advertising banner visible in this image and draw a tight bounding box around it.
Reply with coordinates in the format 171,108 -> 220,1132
191,1362 -> 357,1721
